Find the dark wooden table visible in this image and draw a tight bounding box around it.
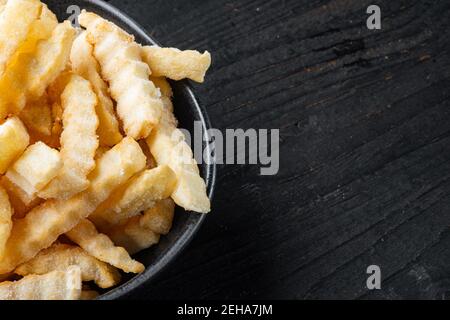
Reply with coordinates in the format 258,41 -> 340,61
108,0 -> 450,299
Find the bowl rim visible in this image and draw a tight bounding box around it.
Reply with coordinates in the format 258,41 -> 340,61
74,0 -> 217,300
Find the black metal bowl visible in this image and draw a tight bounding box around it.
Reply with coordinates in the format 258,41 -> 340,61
45,0 -> 216,299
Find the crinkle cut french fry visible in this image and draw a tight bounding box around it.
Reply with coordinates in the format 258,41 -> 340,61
0,0 -> 42,78
107,216 -> 160,255
140,198 -> 175,235
15,243 -> 121,289
90,165 -> 177,230
6,142 -> 62,199
0,137 -> 146,274
47,70 -> 73,106
39,75 -> 99,200
26,21 -> 76,101
0,266 -> 82,300
0,21 -> 76,118
1,175 -> 37,206
107,199 -> 175,255
71,32 -> 123,146
0,176 -> 42,219
20,94 -> 53,137
39,3 -> 58,26
16,3 -> 58,56
45,73 -> 72,149
149,76 -> 173,99
86,137 -> 146,205
0,117 -> 30,175
150,76 -> 174,114
146,105 -> 210,213
0,186 -> 12,260
142,46 -> 211,83
145,81 -> 209,213
79,11 -> 163,140
67,219 -> 144,274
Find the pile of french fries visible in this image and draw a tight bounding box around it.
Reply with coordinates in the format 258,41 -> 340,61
0,0 -> 211,300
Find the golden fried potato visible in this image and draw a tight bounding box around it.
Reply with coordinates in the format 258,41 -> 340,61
145,79 -> 209,213
150,76 -> 174,114
0,0 -> 42,77
0,176 -> 42,219
1,175 -> 37,207
142,46 -> 211,83
149,76 -> 173,99
0,186 -> 12,260
0,21 -> 76,118
16,3 -> 58,55
67,219 -> 144,274
147,105 -> 210,213
107,199 -> 174,254
15,243 -> 121,289
47,70 -> 73,106
0,137 -> 146,274
79,11 -> 163,139
39,75 -> 99,200
6,142 -> 62,199
20,94 -> 53,137
71,32 -> 123,146
26,21 -> 76,101
141,198 -> 175,235
44,73 -> 71,148
90,165 -> 177,230
108,216 -> 160,255
0,266 -> 81,300
42,102 -> 63,149
39,3 -> 58,26
85,137 -> 146,204
0,117 -> 30,174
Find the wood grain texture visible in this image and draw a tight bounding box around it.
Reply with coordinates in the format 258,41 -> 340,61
107,0 -> 450,299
